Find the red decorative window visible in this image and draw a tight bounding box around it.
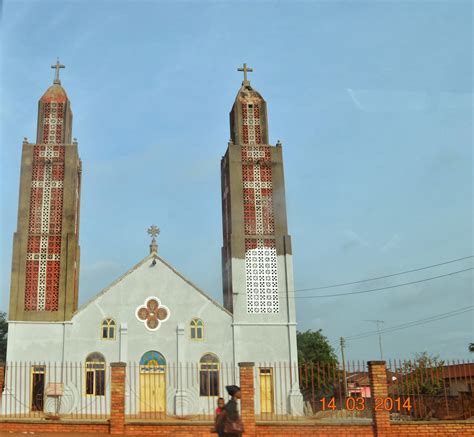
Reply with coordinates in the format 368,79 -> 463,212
136,297 -> 171,331
241,145 -> 275,236
241,103 -> 261,145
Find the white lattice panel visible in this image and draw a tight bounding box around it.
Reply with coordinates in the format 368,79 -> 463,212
245,239 -> 279,314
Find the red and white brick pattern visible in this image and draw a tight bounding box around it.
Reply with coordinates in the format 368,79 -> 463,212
241,104 -> 278,314
24,102 -> 65,311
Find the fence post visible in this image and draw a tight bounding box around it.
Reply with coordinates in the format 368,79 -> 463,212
239,362 -> 256,437
368,360 -> 390,436
110,362 -> 126,435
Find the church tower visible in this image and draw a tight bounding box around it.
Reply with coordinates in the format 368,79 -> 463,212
221,65 -> 298,364
8,60 -> 81,322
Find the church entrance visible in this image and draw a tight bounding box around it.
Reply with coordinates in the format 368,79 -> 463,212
259,367 -> 274,414
139,351 -> 166,414
30,365 -> 46,411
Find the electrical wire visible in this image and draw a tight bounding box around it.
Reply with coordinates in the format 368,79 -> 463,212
293,267 -> 473,299
291,256 -> 473,293
346,306 -> 473,341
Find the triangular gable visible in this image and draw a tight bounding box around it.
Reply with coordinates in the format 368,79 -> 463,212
74,253 -> 232,317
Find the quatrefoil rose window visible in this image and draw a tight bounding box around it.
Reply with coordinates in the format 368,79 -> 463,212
135,297 -> 170,331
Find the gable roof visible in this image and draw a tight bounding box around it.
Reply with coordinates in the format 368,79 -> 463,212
74,253 -> 232,317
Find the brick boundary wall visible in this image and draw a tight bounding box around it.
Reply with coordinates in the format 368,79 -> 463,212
1,361 -> 474,436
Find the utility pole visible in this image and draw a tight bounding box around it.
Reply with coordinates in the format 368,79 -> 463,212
340,337 -> 348,398
365,320 -> 385,360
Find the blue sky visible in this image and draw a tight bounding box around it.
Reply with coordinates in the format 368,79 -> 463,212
0,0 -> 472,361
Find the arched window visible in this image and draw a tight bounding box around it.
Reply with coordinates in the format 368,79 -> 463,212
85,352 -> 106,396
101,318 -> 116,339
190,318 -> 204,340
140,350 -> 166,369
199,353 -> 219,397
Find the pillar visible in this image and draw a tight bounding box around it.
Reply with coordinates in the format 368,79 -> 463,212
175,323 -> 188,415
110,362 -> 126,435
368,360 -> 391,436
239,362 -> 256,437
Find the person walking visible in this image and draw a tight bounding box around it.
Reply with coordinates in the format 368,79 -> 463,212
216,385 -> 244,437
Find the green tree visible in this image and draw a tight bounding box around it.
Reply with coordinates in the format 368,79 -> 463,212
394,352 -> 445,396
469,343 -> 474,353
297,330 -> 339,404
0,312 -> 7,362
297,329 -> 337,364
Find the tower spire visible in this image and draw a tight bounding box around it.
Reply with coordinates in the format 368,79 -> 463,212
9,71 -> 81,321
51,58 -> 65,85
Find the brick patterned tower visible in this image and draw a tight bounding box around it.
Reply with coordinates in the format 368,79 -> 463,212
8,61 -> 81,322
221,65 -> 298,367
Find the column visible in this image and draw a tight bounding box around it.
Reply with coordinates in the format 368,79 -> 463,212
239,362 -> 256,437
110,362 -> 126,435
368,360 -> 391,436
175,323 -> 189,415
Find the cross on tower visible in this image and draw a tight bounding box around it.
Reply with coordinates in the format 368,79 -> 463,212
147,225 -> 160,239
147,225 -> 160,254
51,58 -> 65,85
238,63 -> 253,84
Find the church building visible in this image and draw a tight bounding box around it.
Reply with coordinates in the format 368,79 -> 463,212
4,61 -> 302,416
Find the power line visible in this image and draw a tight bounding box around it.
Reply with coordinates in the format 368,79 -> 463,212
293,267 -> 473,299
346,306 -> 474,341
292,256 -> 473,293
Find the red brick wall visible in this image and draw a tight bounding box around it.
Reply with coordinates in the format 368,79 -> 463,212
1,420 -> 473,436
256,423 -> 373,436
256,422 -> 474,437
110,362 -> 126,435
0,421 -> 109,434
239,361 -> 256,436
369,360 -> 390,436
391,422 -> 474,436
125,423 -> 215,436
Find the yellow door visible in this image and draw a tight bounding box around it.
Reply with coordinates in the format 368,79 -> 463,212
140,371 -> 166,413
259,368 -> 274,414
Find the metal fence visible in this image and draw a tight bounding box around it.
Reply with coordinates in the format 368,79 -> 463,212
258,361 -> 373,422
0,362 -> 110,419
1,360 -> 472,422
387,359 -> 474,421
126,362 -> 238,420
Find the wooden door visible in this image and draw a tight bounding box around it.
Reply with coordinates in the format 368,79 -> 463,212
31,366 -> 45,411
259,368 -> 274,414
139,371 -> 166,413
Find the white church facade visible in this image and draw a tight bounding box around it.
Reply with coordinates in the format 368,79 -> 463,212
4,61 -> 302,417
